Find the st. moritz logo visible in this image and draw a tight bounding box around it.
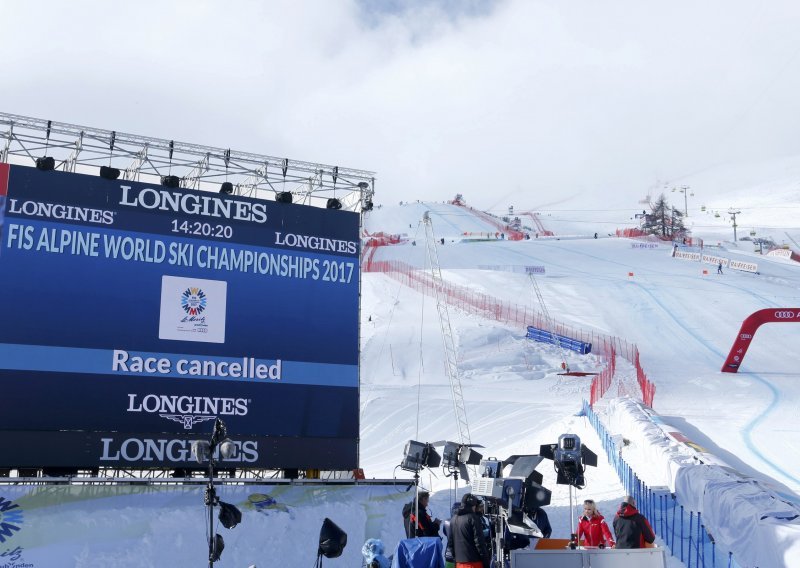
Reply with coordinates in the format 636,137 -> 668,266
0,496 -> 23,543
181,287 -> 207,315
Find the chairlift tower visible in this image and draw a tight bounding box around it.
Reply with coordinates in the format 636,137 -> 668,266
422,212 -> 472,445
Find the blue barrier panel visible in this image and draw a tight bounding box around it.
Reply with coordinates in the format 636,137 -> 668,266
526,326 -> 592,354
0,164 -> 360,469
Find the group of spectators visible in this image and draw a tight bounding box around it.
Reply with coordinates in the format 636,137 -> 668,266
400,491 -> 654,568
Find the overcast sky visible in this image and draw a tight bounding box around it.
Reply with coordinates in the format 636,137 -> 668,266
3,0 -> 800,212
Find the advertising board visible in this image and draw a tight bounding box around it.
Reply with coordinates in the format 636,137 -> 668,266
0,163 -> 360,468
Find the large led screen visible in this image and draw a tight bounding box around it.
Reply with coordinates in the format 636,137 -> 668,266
0,163 -> 359,469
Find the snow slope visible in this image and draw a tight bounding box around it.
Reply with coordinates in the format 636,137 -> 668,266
360,200 -> 800,566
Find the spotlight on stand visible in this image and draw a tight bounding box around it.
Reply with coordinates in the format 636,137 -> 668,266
318,518 -> 347,561
219,182 -> 234,195
539,434 -> 597,489
399,440 -> 441,474
326,198 -> 342,210
210,534 -> 224,562
434,441 -> 483,482
218,501 -> 242,529
161,175 -> 180,188
35,157 -> 55,171
275,191 -> 293,204
191,419 -> 242,566
99,166 -> 120,180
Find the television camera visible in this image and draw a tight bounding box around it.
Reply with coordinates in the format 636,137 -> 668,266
471,455 -> 552,564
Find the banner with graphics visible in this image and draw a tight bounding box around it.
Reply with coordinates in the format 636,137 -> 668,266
0,164 -> 360,468
0,482 -> 409,568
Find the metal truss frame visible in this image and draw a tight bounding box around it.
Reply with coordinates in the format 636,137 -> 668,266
0,112 -> 375,212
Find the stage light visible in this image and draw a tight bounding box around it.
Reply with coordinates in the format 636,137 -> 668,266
35,157 -> 55,171
276,191 -> 293,204
210,419 -> 227,448
358,181 -> 369,189
318,518 -> 347,559
210,534 -> 224,562
99,166 -> 120,180
363,200 -> 374,212
399,440 -> 441,473
191,440 -> 211,464
218,502 -> 242,529
326,198 -> 342,210
161,175 -> 180,188
436,441 -> 484,482
219,182 -> 234,195
539,434 -> 598,489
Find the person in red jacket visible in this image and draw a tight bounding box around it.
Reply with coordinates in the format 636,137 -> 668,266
576,499 -> 615,548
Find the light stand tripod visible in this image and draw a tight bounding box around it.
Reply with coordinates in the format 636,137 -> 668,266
412,470 -> 420,537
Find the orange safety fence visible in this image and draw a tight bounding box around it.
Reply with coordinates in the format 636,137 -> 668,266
362,253 -> 655,408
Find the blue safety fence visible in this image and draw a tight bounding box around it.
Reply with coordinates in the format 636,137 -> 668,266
526,326 -> 592,354
582,400 -> 741,568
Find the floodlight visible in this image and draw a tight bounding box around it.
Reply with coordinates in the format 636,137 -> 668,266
161,175 -> 180,188
318,518 -> 347,559
35,156 -> 55,171
218,439 -> 236,459
400,440 -> 441,473
435,441 -> 483,481
191,440 -> 211,464
210,418 -> 227,448
219,182 -> 234,195
210,534 -> 224,562
275,191 -> 293,204
539,434 -> 597,489
460,446 -> 483,466
326,198 -> 342,210
99,166 -> 120,180
218,501 -> 242,529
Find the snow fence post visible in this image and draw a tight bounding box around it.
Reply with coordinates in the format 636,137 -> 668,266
688,510 -> 694,568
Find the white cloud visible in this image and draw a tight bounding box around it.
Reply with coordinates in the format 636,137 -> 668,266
3,0 -> 800,212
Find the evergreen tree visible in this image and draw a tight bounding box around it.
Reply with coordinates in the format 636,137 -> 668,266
642,194 -> 686,239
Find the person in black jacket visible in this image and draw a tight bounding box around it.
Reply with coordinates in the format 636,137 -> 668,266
402,490 -> 441,538
446,493 -> 491,568
613,495 -> 655,549
529,507 -> 552,539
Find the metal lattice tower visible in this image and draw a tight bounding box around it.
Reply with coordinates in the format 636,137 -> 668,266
422,212 -> 471,445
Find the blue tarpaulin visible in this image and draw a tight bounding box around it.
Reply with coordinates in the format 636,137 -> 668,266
391,537 -> 444,568
526,326 -> 592,354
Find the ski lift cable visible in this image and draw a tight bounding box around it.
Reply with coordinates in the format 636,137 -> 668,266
416,253 -> 428,441
359,263 -> 410,417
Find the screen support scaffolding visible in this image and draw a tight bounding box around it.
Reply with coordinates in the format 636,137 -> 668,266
0,112 -> 375,212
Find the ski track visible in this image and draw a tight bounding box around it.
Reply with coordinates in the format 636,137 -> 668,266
457,240 -> 800,487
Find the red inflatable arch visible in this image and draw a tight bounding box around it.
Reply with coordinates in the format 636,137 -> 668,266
722,308 -> 800,372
